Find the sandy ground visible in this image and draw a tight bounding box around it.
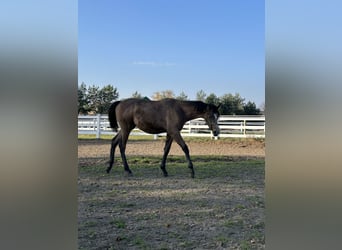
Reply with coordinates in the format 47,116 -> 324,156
78,138 -> 265,159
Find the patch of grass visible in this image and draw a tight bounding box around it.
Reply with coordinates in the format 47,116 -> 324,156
248,230 -> 264,241
78,134 -> 99,140
86,229 -> 96,239
133,236 -> 149,249
215,235 -> 231,246
110,219 -> 126,229
246,195 -> 265,208
234,204 -> 246,210
223,218 -> 244,228
78,155 -> 265,249
135,212 -> 159,221
84,221 -> 97,227
240,240 -> 253,250
78,134 -> 264,144
129,156 -> 161,165
117,202 -> 135,208
179,240 -> 195,248
79,155 -> 264,182
79,164 -> 107,175
251,221 -> 265,230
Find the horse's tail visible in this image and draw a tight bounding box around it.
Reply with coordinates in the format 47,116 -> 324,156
108,101 -> 120,132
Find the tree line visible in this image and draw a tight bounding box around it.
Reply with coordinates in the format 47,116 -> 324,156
78,83 -> 262,115
78,83 -> 119,114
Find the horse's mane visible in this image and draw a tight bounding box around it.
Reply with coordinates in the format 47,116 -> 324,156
177,100 -> 207,113
193,101 -> 208,113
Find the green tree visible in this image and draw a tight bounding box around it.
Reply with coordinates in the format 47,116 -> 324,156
86,85 -> 100,113
176,91 -> 189,100
97,85 -> 119,113
243,101 -> 261,115
131,91 -> 142,98
205,93 -> 220,106
231,93 -> 245,115
78,82 -> 89,114
85,84 -> 119,114
196,89 -> 207,102
219,93 -> 245,115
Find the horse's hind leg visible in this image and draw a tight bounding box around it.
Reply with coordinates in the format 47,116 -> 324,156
160,134 -> 173,177
118,129 -> 133,175
107,132 -> 121,173
172,132 -> 195,178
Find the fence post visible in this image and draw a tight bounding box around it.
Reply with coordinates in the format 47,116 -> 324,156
96,114 -> 101,139
243,119 -> 246,136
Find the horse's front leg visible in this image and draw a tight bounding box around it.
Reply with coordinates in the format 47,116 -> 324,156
160,134 -> 173,177
172,132 -> 195,178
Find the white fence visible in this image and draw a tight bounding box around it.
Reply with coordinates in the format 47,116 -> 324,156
78,115 -> 265,139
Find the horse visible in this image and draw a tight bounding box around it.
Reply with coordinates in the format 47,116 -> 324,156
106,98 -> 220,178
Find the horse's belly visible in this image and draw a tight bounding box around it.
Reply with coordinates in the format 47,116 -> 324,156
133,115 -> 166,134
138,125 -> 165,134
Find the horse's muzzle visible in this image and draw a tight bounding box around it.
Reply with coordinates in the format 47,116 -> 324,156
212,127 -> 220,137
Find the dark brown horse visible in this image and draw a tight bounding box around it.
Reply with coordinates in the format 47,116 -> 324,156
106,98 -> 220,178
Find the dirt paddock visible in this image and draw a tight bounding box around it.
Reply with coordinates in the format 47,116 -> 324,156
78,137 -> 265,158
78,138 -> 265,249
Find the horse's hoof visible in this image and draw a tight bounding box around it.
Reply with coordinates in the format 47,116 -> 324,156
106,168 -> 111,174
163,173 -> 168,177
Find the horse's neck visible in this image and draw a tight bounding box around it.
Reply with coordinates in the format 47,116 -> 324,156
186,111 -> 203,120
182,102 -> 205,121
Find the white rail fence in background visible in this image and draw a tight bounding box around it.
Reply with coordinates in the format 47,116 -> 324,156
78,115 -> 265,139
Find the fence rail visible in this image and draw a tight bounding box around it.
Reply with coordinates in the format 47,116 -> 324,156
78,115 -> 265,139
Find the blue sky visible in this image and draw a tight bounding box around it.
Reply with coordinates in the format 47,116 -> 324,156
79,0 -> 264,106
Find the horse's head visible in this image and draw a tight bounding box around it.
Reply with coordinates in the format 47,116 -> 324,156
204,104 -> 220,137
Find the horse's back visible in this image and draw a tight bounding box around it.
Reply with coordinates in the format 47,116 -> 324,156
116,98 -> 149,119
